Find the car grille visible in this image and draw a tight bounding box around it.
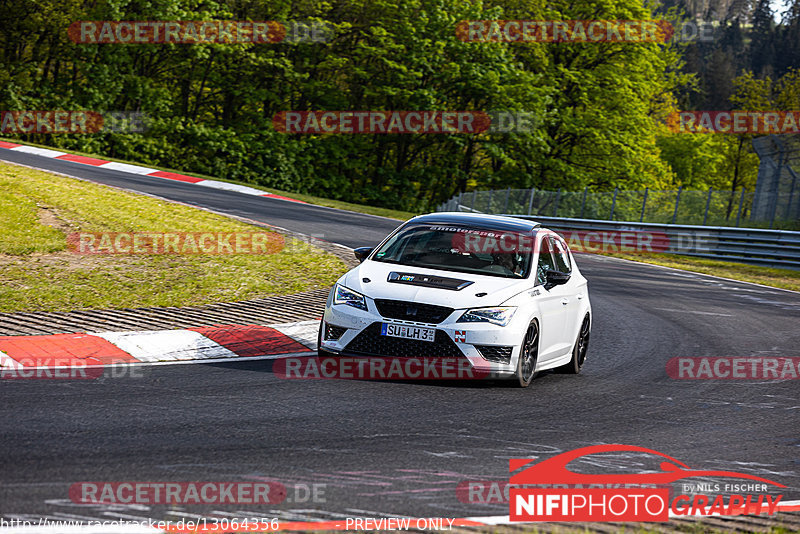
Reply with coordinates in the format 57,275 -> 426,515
324,323 -> 348,341
373,299 -> 454,324
344,322 -> 464,358
475,345 -> 513,364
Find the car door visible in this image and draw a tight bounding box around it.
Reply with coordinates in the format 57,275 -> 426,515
550,236 -> 581,348
534,235 -> 570,362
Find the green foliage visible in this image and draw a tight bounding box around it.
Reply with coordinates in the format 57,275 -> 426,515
0,0 -> 776,211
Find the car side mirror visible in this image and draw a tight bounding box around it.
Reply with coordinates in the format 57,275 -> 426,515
353,247 -> 374,263
544,269 -> 570,290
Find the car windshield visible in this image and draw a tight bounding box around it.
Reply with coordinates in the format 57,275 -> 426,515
372,224 -> 534,279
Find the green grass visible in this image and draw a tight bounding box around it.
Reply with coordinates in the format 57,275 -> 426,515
0,162 -> 348,312
0,137 -> 416,221
0,190 -> 65,254
600,251 -> 800,292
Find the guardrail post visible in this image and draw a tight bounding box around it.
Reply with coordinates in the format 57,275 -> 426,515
553,188 -> 561,217
703,187 -> 713,225
503,187 -> 510,213
610,187 -> 619,220
672,187 -> 682,224
735,188 -> 745,227
487,189 -> 494,213
770,199 -> 777,228
640,187 -> 648,222
786,171 -> 797,220
527,188 -> 536,215
580,187 -> 588,218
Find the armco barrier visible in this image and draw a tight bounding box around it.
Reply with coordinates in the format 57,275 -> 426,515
518,215 -> 800,269
441,204 -> 800,269
438,185 -> 800,229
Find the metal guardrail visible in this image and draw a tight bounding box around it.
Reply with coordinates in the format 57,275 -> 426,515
521,216 -> 800,270
438,201 -> 800,269
438,185 -> 800,230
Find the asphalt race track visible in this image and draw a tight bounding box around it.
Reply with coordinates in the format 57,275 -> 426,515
0,148 -> 399,249
1,149 -> 799,524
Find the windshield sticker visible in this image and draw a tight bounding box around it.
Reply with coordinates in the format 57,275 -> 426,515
429,225 -> 502,237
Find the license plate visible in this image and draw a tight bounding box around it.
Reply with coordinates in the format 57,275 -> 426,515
381,323 -> 436,342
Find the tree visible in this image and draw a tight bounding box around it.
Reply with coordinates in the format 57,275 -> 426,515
750,0 -> 776,78
776,0 -> 800,77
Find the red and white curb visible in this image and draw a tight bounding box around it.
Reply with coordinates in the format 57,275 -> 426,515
0,320 -> 319,372
1,502 -> 799,533
0,140 -> 304,204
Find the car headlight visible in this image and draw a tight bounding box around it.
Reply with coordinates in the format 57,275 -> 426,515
457,307 -> 517,327
334,284 -> 368,311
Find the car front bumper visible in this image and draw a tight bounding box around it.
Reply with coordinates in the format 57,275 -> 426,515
318,298 -> 527,378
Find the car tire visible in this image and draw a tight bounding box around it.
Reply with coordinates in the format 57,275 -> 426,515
516,320 -> 539,388
557,314 -> 590,374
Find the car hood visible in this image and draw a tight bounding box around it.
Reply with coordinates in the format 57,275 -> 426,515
341,260 -> 531,309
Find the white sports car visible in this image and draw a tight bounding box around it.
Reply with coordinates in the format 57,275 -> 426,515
318,212 -> 592,387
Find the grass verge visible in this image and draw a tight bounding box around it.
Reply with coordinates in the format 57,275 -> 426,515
0,162 -> 348,312
599,251 -> 800,292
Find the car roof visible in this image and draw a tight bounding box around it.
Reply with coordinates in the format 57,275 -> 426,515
408,212 -> 542,233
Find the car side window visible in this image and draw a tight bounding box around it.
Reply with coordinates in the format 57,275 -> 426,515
552,237 -> 572,274
536,236 -> 556,286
